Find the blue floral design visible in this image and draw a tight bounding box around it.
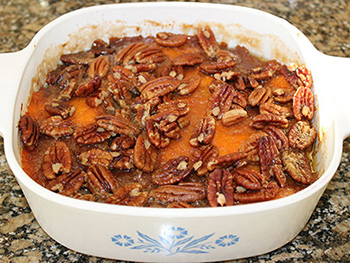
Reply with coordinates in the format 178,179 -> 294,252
111,234 -> 134,247
111,226 -> 239,255
215,234 -> 239,247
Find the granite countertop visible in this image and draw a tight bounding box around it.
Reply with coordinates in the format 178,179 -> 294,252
0,0 -> 349,262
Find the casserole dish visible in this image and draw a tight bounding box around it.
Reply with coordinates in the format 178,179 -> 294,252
0,2 -> 349,262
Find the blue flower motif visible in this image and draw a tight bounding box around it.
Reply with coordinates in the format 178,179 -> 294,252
215,235 -> 239,247
161,226 -> 188,240
111,235 -> 134,247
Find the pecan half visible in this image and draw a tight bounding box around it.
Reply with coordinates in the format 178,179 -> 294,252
152,156 -> 192,185
259,136 -> 281,180
156,100 -> 190,117
73,123 -> 112,144
221,108 -> 248,126
79,149 -> 113,167
239,131 -> 267,162
87,56 -> 110,78
46,169 -> 86,196
209,81 -> 236,119
263,125 -> 289,150
282,150 -> 313,184
42,142 -> 72,180
259,102 -> 292,118
105,183 -> 149,206
279,65 -> 300,88
288,121 -> 317,150
107,75 -> 133,107
39,116 -> 74,139
293,86 -> 315,121
60,51 -> 94,65
251,114 -> 288,129
110,135 -> 136,151
151,182 -> 206,203
75,77 -> 102,97
190,116 -> 216,147
197,26 -> 218,58
177,73 -> 201,95
133,135 -> 158,172
248,86 -> 271,107
172,53 -> 204,66
155,32 -> 187,47
234,183 -> 279,203
207,152 -> 247,171
112,149 -> 134,170
44,102 -> 76,119
18,115 -> 39,150
233,168 -> 265,190
86,88 -> 109,108
192,144 -> 219,176
207,169 -> 234,207
139,76 -> 180,101
296,65 -> 313,89
86,164 -> 120,199
96,115 -> 140,136
58,78 -> 77,101
200,61 -> 237,74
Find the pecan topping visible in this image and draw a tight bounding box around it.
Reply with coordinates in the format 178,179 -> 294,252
46,169 -> 86,196
96,115 -> 140,136
263,125 -> 289,150
288,121 -> 317,150
58,78 -> 77,101
197,26 -> 218,58
233,168 -> 265,190
39,116 -> 74,139
44,102 -> 76,119
239,132 -> 267,162
105,183 -> 149,206
221,108 -> 248,127
190,116 -> 216,147
42,142 -> 72,180
282,150 -> 312,184
251,114 -> 288,129
73,123 -> 112,144
234,183 -> 279,203
177,73 -> 201,96
172,53 -> 204,66
139,76 -> 179,101
192,144 -> 219,176
86,164 -> 120,199
207,152 -> 247,171
209,81 -> 236,119
87,56 -> 110,78
152,156 -> 192,185
79,149 -> 113,167
133,135 -> 158,172
60,51 -> 94,65
151,182 -> 206,203
86,88 -> 109,108
259,136 -> 281,180
259,102 -> 292,118
75,77 -> 102,97
18,115 -> 39,150
296,65 -> 313,89
248,86 -> 271,107
200,61 -> 237,74
207,169 -> 234,207
293,86 -> 315,120
155,32 -> 187,47
110,135 -> 136,151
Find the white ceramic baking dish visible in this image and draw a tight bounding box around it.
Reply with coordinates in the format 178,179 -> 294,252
0,3 -> 349,262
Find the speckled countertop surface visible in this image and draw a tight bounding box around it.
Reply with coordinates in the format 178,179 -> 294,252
0,0 -> 349,262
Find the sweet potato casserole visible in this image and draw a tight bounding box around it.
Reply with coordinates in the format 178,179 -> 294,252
18,26 -> 317,208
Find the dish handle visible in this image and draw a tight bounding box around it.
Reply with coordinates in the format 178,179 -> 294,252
0,49 -> 30,138
314,53 -> 350,140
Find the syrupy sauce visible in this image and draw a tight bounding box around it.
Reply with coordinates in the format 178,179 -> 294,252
21,34 -> 312,207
